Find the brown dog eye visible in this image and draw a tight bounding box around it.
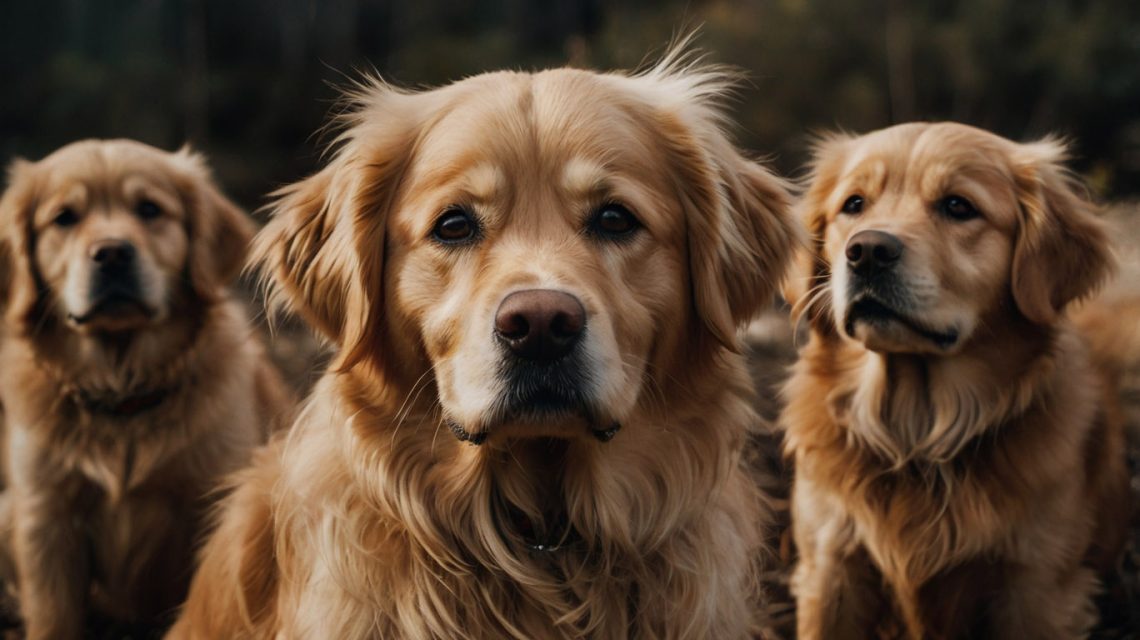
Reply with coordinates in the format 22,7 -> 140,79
431,207 -> 479,245
840,195 -> 864,215
939,195 -> 979,221
137,200 -> 162,220
589,204 -> 640,240
53,207 -> 79,227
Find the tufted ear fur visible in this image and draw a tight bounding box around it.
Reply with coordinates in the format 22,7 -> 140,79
171,148 -> 256,301
0,159 -> 45,326
688,152 -> 797,351
642,61 -> 798,351
780,133 -> 852,332
251,81 -> 423,370
1010,139 -> 1114,325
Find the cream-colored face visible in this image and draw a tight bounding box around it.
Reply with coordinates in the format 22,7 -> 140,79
30,144 -> 190,334
383,73 -> 690,444
814,124 -> 1024,355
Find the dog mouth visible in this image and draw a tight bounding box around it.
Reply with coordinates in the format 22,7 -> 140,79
844,296 -> 959,349
68,293 -> 156,327
445,347 -> 623,445
446,416 -> 621,445
446,385 -> 621,445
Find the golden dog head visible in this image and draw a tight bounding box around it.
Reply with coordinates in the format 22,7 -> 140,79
0,139 -> 252,335
256,58 -> 796,444
788,122 -> 1112,355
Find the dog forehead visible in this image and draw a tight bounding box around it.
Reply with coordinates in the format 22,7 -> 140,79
829,125 -> 1021,229
41,140 -> 171,174
413,70 -> 663,180
34,142 -> 181,202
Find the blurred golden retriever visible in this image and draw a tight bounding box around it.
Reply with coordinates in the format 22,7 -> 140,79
782,122 -> 1129,639
170,52 -> 797,639
0,140 -> 293,639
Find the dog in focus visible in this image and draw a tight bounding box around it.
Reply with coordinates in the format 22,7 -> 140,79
0,140 -> 294,639
170,49 -> 798,639
782,122 -> 1129,639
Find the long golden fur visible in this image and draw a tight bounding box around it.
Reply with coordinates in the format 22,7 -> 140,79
1073,226 -> 1140,440
0,140 -> 294,638
782,122 -> 1129,639
170,51 -> 798,639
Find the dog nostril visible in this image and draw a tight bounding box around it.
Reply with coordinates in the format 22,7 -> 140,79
497,313 -> 530,340
550,310 -> 584,339
846,230 -> 904,275
494,289 -> 586,361
872,245 -> 897,263
91,242 -> 135,266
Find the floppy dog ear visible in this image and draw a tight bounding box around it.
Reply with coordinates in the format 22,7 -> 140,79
0,159 -> 44,325
1010,139 -> 1114,324
253,162 -> 366,348
686,152 -> 797,350
172,148 -> 256,300
781,133 -> 852,332
252,81 -> 420,370
649,70 -> 798,350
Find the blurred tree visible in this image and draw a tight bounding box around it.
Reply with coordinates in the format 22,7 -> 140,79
1,0 -> 1137,205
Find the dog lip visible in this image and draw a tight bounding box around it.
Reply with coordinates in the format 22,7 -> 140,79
446,418 -> 488,445
68,294 -> 156,325
446,410 -> 617,445
513,387 -> 586,413
500,391 -> 598,430
497,361 -> 593,421
845,295 -> 959,349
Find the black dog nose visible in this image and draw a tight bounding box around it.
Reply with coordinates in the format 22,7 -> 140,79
846,230 -> 903,277
495,289 -> 586,362
90,240 -> 136,273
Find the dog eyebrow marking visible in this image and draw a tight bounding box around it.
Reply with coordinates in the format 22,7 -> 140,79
843,158 -> 888,200
461,163 -> 505,203
122,176 -> 180,215
562,157 -> 608,197
41,183 -> 89,221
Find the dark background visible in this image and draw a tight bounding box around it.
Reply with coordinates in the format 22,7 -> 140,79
2,0 -> 1139,210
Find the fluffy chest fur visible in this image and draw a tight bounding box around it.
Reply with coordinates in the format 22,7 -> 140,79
238,370 -> 766,640
0,300 -> 287,633
784,329 -> 1103,627
0,302 -> 263,498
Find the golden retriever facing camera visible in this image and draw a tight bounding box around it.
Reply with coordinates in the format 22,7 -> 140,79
782,122 -> 1129,639
170,51 -> 798,639
0,139 -> 294,638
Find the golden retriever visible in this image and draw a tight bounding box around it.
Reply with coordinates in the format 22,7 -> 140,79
169,51 -> 798,639
0,139 -> 294,638
781,122 -> 1129,639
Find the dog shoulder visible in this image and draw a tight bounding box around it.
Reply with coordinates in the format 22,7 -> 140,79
172,444 -> 284,639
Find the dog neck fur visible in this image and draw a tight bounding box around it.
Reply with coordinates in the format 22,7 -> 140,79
817,314 -> 1061,467
271,352 -> 765,638
20,293 -> 208,401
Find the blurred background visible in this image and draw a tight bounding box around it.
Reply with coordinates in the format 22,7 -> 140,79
2,0 -> 1139,208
